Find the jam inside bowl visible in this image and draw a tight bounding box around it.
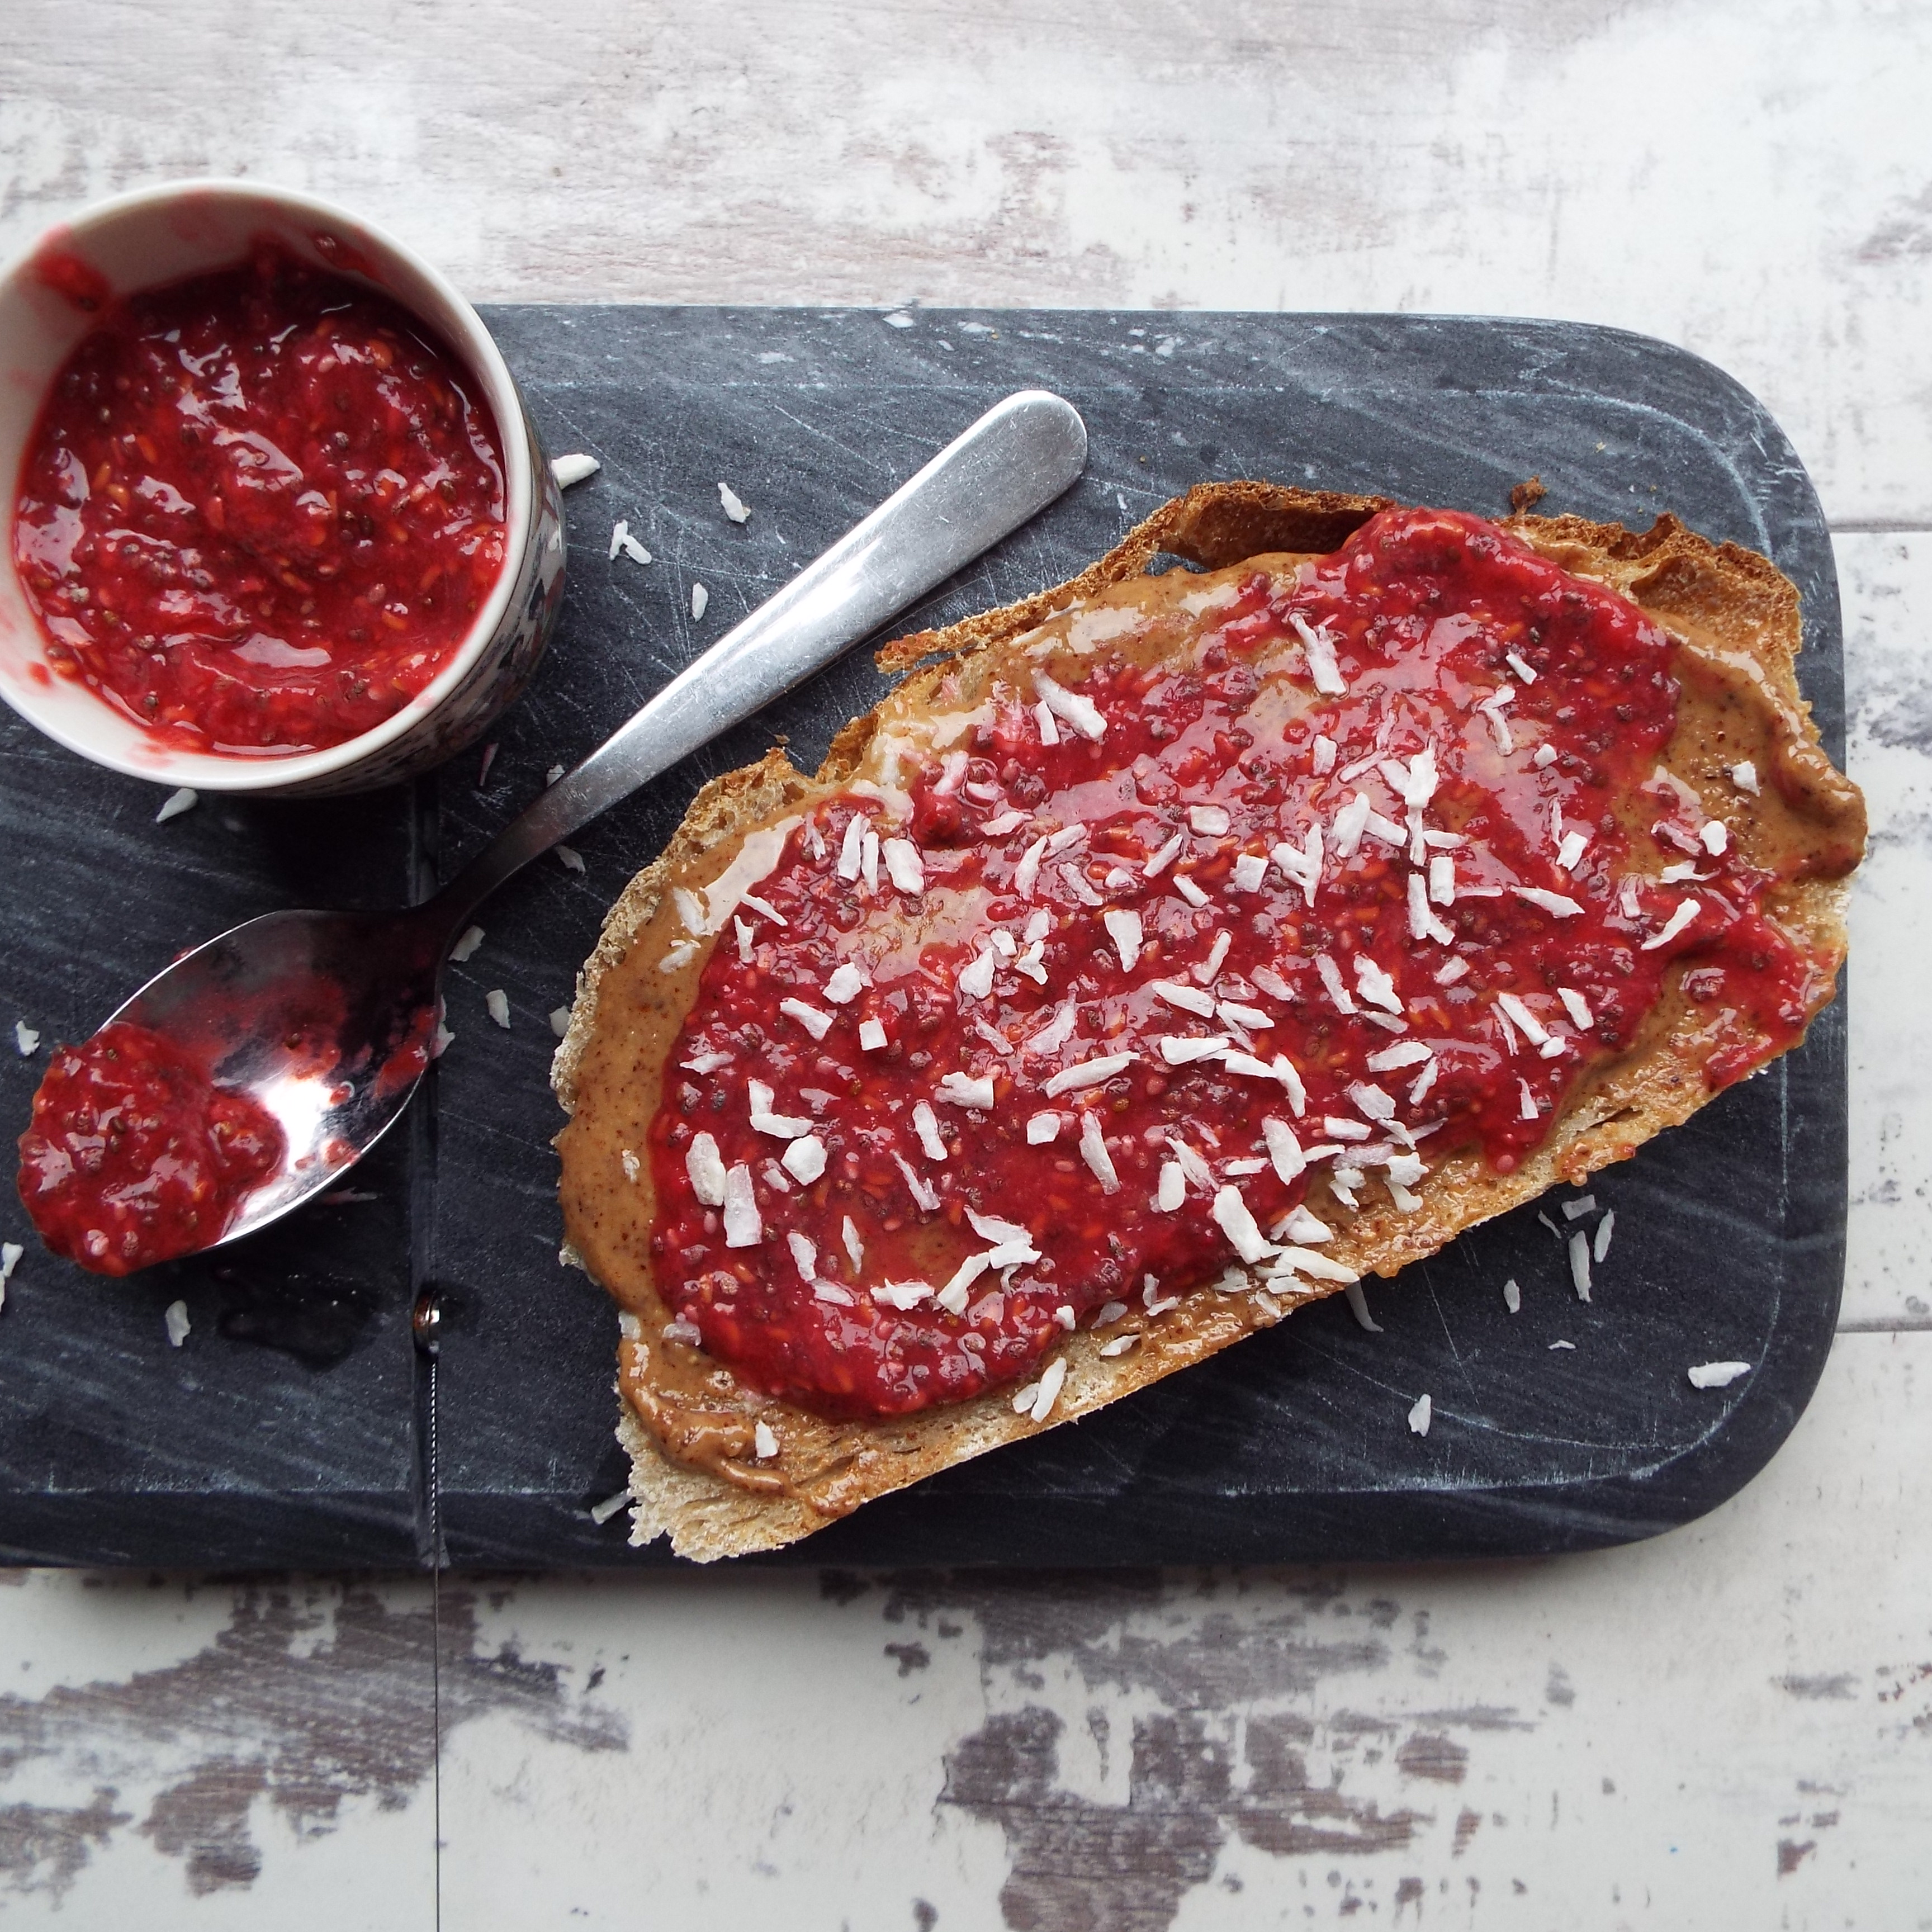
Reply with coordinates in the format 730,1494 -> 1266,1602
0,180 -> 564,795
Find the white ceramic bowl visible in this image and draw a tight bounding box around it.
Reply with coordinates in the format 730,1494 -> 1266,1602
0,180 -> 565,795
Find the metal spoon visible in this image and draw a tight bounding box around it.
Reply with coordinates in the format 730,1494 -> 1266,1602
103,389 -> 1088,1256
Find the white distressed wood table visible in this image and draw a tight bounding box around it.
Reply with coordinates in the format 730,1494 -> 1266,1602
2,2 -> 1927,1924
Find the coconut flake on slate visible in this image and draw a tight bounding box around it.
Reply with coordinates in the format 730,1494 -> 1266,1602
451,925 -> 485,963
1688,1361 -> 1751,1389
1407,1393 -> 1432,1436
14,1020 -> 39,1056
164,1300 -> 191,1348
550,1006 -> 571,1037
485,989 -> 510,1028
718,481 -> 751,523
1502,1277 -> 1522,1313
691,582 -> 709,621
556,845 -> 586,873
1594,1210 -> 1616,1263
1569,1230 -> 1592,1301
155,787 -> 198,823
551,452 -> 600,487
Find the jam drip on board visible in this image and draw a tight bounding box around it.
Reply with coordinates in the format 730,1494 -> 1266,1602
12,240 -> 506,754
18,1021 -> 285,1276
641,508 -> 1834,1421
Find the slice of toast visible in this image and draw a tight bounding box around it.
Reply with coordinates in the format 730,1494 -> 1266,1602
552,482 -> 1864,1561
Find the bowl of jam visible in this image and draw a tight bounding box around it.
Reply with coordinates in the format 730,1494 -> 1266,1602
0,180 -> 565,794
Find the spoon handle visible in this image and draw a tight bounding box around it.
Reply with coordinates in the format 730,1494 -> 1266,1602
430,389 -> 1087,926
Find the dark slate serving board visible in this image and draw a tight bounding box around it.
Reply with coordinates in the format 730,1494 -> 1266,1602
0,309 -> 1846,1570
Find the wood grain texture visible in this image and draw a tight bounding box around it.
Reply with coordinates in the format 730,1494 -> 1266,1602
434,1332 -> 1932,1928
1,0 -> 1929,519
0,0 -> 1926,1922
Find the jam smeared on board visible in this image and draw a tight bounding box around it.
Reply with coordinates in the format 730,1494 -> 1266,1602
18,1021 -> 285,1275
642,508 -> 1831,1420
12,240 -> 506,754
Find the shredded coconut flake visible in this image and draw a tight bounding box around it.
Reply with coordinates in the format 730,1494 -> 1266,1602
1569,1230 -> 1592,1301
1407,1393 -> 1432,1437
937,1071 -> 996,1110
1079,1112 -> 1120,1192
155,787 -> 198,823
718,481 -> 750,523
880,838 -> 925,897
1316,953 -> 1356,1015
782,1135 -> 828,1183
1034,669 -> 1107,740
1502,1277 -> 1522,1314
485,989 -> 510,1029
551,452 -> 600,487
1513,886 -> 1585,918
1730,760 -> 1759,795
1688,1360 -> 1751,1389
691,581 -> 709,620
1103,907 -> 1144,972
1188,803 -> 1230,836
14,1020 -> 40,1057
1212,1184 -> 1273,1263
1043,1053 -> 1133,1097
1152,979 -> 1215,1018
1029,1357 -> 1068,1421
1290,613 -> 1346,694
911,1101 -> 949,1161
1026,1110 -> 1063,1145
778,998 -> 834,1040
1641,898 -> 1701,951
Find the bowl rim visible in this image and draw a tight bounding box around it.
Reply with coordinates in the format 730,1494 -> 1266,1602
0,176 -> 536,793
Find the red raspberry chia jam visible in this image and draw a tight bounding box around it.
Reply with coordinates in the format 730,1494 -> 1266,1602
17,1021 -> 285,1275
633,508 -> 1836,1422
12,242 -> 506,754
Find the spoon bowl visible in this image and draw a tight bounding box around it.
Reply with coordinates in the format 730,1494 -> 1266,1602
111,906 -> 447,1245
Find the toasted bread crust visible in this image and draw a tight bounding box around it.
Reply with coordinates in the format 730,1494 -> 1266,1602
552,483 -> 1862,1562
